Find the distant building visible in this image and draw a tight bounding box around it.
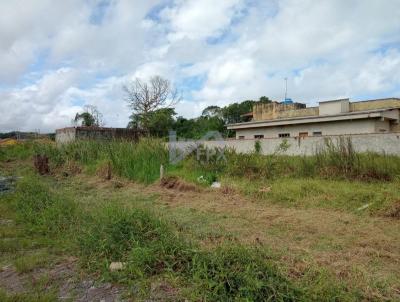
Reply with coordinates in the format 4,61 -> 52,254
227,98 -> 400,139
55,127 -> 143,144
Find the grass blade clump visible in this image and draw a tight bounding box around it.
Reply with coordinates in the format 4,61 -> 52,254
12,175 -> 77,235
78,204 -> 300,300
0,141 -> 35,161
108,138 -> 168,184
78,205 -> 193,275
191,245 -> 300,301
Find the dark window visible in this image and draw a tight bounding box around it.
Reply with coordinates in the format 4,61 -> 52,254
313,131 -> 322,136
254,135 -> 264,139
238,136 -> 245,139
278,133 -> 290,138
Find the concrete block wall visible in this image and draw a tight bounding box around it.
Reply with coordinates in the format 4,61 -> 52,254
56,127 -> 143,144
252,102 -> 307,121
350,98 -> 400,112
169,133 -> 400,156
277,107 -> 319,119
55,128 -> 76,144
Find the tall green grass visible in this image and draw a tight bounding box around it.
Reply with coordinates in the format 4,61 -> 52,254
4,136 -> 400,184
0,141 -> 35,161
108,139 -> 168,183
33,138 -> 168,184
178,138 -> 400,182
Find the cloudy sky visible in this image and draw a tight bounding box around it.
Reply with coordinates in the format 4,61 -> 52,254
1,0 -> 400,132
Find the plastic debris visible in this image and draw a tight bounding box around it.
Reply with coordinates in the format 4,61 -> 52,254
109,262 -> 125,272
211,182 -> 221,189
357,203 -> 372,211
0,176 -> 18,194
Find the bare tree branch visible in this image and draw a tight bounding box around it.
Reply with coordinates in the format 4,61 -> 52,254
123,76 -> 181,132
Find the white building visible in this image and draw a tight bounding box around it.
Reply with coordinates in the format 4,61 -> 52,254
227,98 -> 400,139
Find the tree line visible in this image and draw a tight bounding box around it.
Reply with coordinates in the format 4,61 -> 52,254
74,76 -> 272,139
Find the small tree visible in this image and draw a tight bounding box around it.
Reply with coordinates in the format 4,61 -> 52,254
74,105 -> 104,127
123,76 -> 180,133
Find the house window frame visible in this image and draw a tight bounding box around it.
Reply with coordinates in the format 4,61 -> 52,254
254,134 -> 264,139
278,133 -> 290,138
312,131 -> 322,136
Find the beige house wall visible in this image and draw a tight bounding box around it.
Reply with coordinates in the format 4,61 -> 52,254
350,98 -> 400,111
235,119 -> 382,139
277,107 -> 319,119
319,99 -> 349,115
251,98 -> 400,122
252,102 -> 308,121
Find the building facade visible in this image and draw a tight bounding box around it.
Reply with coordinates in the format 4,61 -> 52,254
227,98 -> 400,139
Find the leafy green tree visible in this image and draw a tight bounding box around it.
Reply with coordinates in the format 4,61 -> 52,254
128,108 -> 176,138
125,95 -> 272,139
259,96 -> 272,104
202,105 -> 222,118
74,105 -> 104,127
221,100 -> 254,124
74,112 -> 95,127
148,108 -> 176,137
123,76 -> 180,133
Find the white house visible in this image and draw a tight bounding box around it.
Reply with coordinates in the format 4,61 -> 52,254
227,98 -> 400,139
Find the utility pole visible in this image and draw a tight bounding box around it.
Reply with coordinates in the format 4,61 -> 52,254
284,77 -> 288,100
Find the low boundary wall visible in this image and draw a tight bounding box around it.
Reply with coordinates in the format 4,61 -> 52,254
56,127 -> 143,144
169,133 -> 400,156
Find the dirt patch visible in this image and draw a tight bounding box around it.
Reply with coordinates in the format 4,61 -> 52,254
382,200 -> 400,219
149,281 -> 180,301
0,265 -> 26,293
0,258 -> 126,301
220,185 -> 236,195
62,279 -> 123,302
49,258 -> 125,301
33,155 -> 50,175
160,176 -> 199,192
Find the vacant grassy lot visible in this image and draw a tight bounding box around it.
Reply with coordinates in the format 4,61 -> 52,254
0,140 -> 399,301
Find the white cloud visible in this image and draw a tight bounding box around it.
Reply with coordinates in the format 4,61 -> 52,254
0,0 -> 400,132
160,0 -> 244,41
